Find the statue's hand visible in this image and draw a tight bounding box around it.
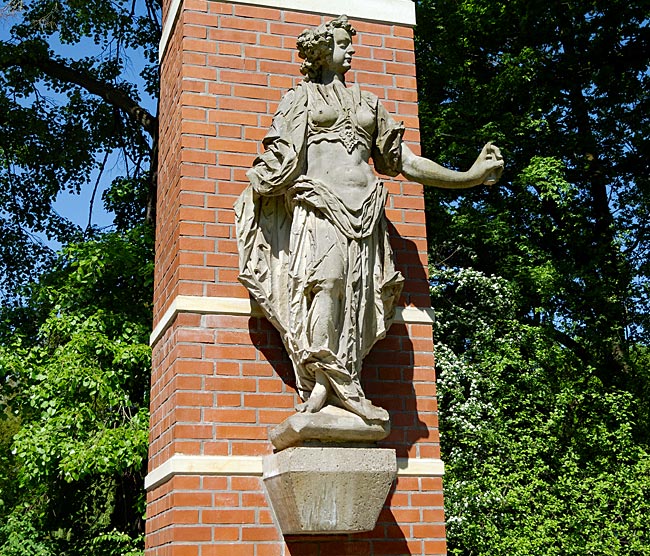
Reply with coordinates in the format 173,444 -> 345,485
470,142 -> 504,186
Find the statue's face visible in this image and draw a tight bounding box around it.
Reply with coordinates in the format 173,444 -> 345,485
328,27 -> 355,75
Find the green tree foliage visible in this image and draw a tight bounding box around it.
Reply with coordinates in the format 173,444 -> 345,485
0,1 -> 159,553
3,0 -> 650,553
417,0 -> 650,553
0,0 -> 160,299
431,269 -> 650,554
0,228 -> 153,555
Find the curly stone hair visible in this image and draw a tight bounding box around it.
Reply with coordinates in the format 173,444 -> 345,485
296,15 -> 357,82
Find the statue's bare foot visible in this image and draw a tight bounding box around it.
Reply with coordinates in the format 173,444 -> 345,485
296,369 -> 330,413
339,397 -> 390,423
361,399 -> 389,422
302,381 -> 328,413
295,390 -> 326,413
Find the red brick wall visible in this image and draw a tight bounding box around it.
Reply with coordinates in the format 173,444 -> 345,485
148,2 -> 446,554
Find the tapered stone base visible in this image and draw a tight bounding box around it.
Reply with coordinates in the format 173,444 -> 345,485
263,446 -> 397,535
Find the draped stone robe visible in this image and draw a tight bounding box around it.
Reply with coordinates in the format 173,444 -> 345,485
234,81 -> 405,422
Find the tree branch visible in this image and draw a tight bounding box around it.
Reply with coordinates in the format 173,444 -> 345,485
1,43 -> 158,140
521,316 -> 591,367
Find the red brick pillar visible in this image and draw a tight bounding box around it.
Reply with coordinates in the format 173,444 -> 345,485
147,1 -> 446,554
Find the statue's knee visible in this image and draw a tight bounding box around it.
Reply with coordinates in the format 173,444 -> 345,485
314,276 -> 344,299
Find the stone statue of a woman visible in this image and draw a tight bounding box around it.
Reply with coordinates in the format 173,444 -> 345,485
235,15 -> 503,424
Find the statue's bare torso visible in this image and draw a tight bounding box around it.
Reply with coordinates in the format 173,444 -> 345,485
306,141 -> 375,211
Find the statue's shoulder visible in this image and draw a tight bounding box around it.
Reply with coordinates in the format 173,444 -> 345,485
357,86 -> 380,110
292,81 -> 314,94
276,82 -> 309,114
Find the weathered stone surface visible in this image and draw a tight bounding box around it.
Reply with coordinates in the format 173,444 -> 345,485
270,404 -> 390,451
263,446 -> 397,535
234,14 -> 504,429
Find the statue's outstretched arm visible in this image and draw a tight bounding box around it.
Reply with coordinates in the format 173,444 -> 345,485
400,142 -> 504,189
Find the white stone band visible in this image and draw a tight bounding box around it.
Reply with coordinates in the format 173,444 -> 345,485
160,0 -> 182,62
160,0 -> 417,62
145,454 -> 444,491
150,295 -> 435,346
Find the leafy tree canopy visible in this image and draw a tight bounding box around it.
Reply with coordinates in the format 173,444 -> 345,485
0,1 -> 159,553
1,0 -> 650,553
0,227 -> 153,555
416,0 -> 650,553
0,0 -> 160,300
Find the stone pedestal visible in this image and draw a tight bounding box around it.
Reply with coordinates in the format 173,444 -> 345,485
270,405 -> 391,451
263,447 -> 397,535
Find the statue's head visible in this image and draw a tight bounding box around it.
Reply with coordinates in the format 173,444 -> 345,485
297,15 -> 357,82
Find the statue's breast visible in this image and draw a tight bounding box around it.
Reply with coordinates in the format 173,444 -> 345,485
310,101 -> 339,127
356,105 -> 375,135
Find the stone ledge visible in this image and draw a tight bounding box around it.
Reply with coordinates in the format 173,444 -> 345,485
270,405 -> 391,451
150,294 -> 435,347
145,453 -> 444,491
145,454 -> 263,491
